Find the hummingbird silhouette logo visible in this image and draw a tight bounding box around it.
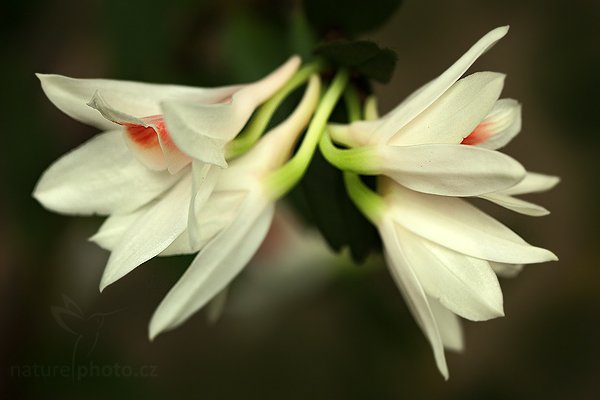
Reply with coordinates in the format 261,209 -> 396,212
51,295 -> 121,369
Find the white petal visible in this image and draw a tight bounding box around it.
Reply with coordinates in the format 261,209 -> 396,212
99,174 -> 192,291
389,72 -> 505,146
89,210 -> 144,251
490,262 -> 524,278
480,192 -> 550,216
428,298 -> 464,352
398,227 -> 504,321
162,57 -> 301,166
378,143 -> 526,196
87,92 -> 168,171
149,193 -> 275,339
371,26 -> 509,144
328,121 -> 379,147
33,131 -> 181,216
88,92 -> 192,173
502,172 -> 560,196
464,98 -> 521,149
161,190 -> 247,256
379,219 -> 449,379
187,161 -> 221,249
36,73 -> 241,131
384,182 -> 558,264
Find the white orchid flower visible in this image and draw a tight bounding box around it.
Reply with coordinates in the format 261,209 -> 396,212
148,75 -> 322,339
325,26 -> 533,198
34,57 -> 301,290
36,56 -> 300,171
343,174 -> 557,379
320,26 -> 559,379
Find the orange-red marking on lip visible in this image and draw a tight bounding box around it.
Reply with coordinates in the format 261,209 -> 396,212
120,115 -> 173,149
461,122 -> 492,145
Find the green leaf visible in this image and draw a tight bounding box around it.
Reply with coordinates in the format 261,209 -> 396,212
315,40 -> 397,83
303,0 -> 402,35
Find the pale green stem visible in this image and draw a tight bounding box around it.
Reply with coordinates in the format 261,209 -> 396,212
343,172 -> 385,224
340,85 -> 385,223
343,85 -> 362,122
265,69 -> 349,199
226,60 -> 325,159
319,131 -> 380,172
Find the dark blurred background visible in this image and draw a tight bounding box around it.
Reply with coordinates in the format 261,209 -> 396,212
2,0 -> 599,398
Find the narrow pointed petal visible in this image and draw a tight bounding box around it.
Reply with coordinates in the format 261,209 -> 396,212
89,210 -> 144,251
99,174 -> 192,291
187,161 -> 221,249
502,172 -> 560,196
389,72 -> 505,146
36,73 -> 240,130
33,131 -> 180,215
162,57 -> 301,166
398,227 -> 504,321
385,183 -> 558,264
380,220 -> 449,379
371,26 -> 509,144
462,99 -> 521,149
378,143 -> 526,196
149,194 -> 275,339
490,262 -> 524,278
480,192 -> 550,216
162,190 -> 247,256
428,298 -> 464,352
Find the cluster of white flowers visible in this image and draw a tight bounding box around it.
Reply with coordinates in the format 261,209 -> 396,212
34,26 -> 557,378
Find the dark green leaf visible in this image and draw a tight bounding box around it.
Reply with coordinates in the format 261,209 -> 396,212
303,0 -> 402,35
289,151 -> 381,264
315,40 -> 397,83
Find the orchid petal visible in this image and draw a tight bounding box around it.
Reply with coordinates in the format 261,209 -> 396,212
480,192 -> 550,216
36,73 -> 241,131
379,219 -> 448,379
378,143 -> 526,196
162,57 -> 301,167
389,72 -> 505,146
187,161 -> 221,249
33,131 -> 180,216
162,190 -> 247,256
428,298 -> 464,352
398,227 -> 504,321
463,99 -> 521,149
99,173 -> 192,291
384,182 -> 558,264
88,92 -> 191,173
502,172 -> 560,196
328,121 -> 379,147
490,262 -> 524,278
89,210 -> 143,251
149,193 -> 275,339
371,26 -> 509,144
